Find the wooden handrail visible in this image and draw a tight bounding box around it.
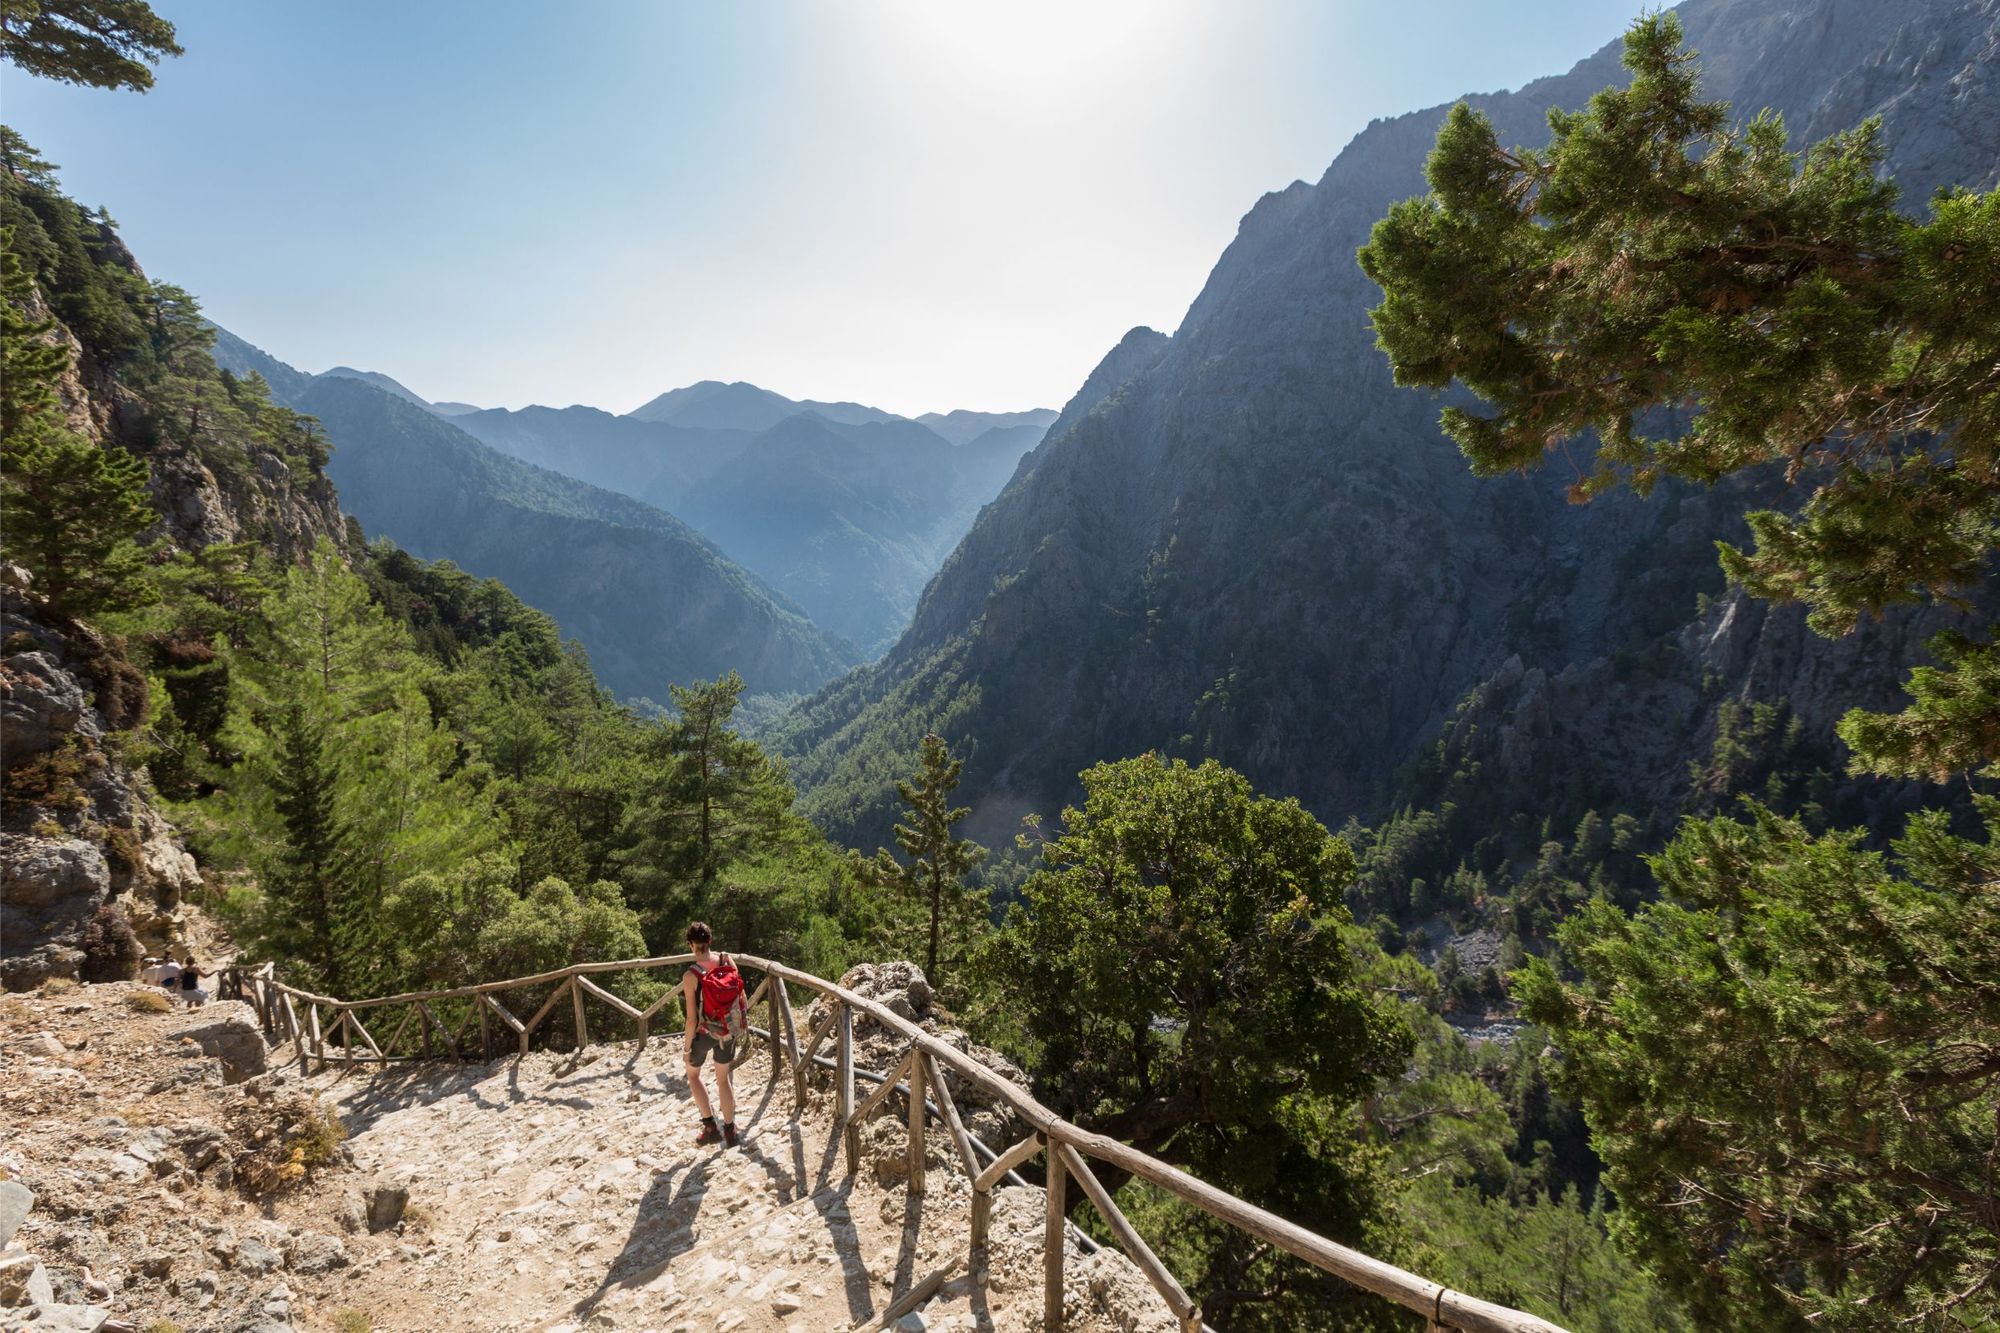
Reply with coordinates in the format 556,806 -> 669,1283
228,956 -> 1567,1333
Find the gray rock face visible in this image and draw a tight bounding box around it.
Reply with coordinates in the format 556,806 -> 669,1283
177,1004 -> 268,1083
2,591 -> 206,989
780,0 -> 2000,849
0,652 -> 99,757
0,836 -> 109,913
0,835 -> 112,990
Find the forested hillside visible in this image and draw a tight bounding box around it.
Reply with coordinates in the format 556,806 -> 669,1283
209,331 -> 859,702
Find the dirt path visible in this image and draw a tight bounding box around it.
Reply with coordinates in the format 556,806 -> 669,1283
0,979 -> 1178,1333
307,1031 -> 1178,1333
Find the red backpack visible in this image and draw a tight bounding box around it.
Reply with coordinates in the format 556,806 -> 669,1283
694,954 -> 748,1037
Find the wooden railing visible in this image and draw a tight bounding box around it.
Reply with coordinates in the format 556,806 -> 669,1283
228,955 -> 1568,1333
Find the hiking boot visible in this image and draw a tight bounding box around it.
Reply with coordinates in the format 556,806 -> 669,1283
723,1122 -> 739,1149
694,1118 -> 722,1147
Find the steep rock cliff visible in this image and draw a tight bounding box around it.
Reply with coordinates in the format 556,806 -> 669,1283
775,0 -> 2000,847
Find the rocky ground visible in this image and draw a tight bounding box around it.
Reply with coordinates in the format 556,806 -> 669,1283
0,970 -> 1181,1333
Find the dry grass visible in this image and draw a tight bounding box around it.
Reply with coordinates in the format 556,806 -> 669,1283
239,1096 -> 347,1194
144,1321 -> 185,1333
39,976 -> 77,995
0,996 -> 31,1025
126,989 -> 174,1013
332,1311 -> 371,1333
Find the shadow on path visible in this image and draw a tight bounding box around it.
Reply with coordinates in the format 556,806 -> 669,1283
572,1156 -> 714,1318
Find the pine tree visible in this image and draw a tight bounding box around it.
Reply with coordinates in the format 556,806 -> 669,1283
260,698 -> 353,993
1516,799 -> 2000,1327
1357,13 -> 2000,781
1,229 -> 69,434
644,671 -> 787,886
853,733 -> 986,987
0,0 -> 182,92
219,541 -> 492,994
0,419 -> 156,614
1,220 -> 157,614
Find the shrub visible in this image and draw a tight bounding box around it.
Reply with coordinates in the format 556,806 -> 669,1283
126,989 -> 172,1013
331,1312 -> 370,1333
80,904 -> 142,981
4,735 -> 93,809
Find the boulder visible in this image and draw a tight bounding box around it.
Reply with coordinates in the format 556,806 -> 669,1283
0,651 -> 99,758
21,1304 -> 107,1332
176,1004 -> 267,1082
0,1247 -> 38,1304
0,1181 -> 32,1247
366,1180 -> 409,1234
282,1230 -> 348,1275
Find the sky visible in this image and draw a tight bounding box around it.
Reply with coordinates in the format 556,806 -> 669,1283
3,1 -> 1646,417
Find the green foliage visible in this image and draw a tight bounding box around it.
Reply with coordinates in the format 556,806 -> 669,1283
625,670 -> 791,903
1365,1012 -> 1686,1329
1358,14 -> 2000,781
1,214 -> 159,615
1517,799 -> 2000,1328
0,0 -> 181,91
851,732 -> 986,994
0,226 -> 67,432
0,416 -> 155,614
986,753 -> 1414,1329
211,541 -> 496,995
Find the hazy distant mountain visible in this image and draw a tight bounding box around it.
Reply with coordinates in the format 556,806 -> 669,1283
669,414 -> 1008,652
317,366 -> 437,411
916,408 -> 1059,447
452,404 -> 750,513
628,380 -> 902,432
772,0 -> 2000,849
429,400 -> 482,416
458,393 -> 1059,653
211,333 -> 859,700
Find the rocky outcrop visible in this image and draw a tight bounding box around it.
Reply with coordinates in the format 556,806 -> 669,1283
1,589 -> 203,990
807,962 -> 1034,1148
178,1004 -> 269,1084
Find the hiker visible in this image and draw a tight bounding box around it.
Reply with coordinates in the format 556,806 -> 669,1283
145,955 -> 181,992
681,921 -> 747,1148
178,954 -> 209,1008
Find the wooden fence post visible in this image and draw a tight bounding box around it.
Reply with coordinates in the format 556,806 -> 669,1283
837,1001 -> 856,1171
1045,1146 -> 1068,1331
906,1050 -> 927,1194
571,974 -> 590,1050
767,972 -> 782,1083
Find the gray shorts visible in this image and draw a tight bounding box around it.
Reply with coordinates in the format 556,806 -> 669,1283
687,1032 -> 736,1067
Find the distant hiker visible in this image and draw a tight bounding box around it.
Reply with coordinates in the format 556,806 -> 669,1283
178,955 -> 209,1008
146,956 -> 181,992
682,922 -> 747,1148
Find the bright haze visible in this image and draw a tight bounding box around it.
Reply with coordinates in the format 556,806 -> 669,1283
4,1 -> 1640,416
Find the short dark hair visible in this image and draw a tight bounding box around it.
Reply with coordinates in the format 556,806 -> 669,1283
685,921 -> 712,947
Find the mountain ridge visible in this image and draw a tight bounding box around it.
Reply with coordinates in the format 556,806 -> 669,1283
771,0 -> 2000,848
210,332 -> 861,701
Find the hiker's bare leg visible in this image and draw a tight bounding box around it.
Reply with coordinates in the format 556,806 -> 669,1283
716,1062 -> 736,1122
686,1061 -> 714,1119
